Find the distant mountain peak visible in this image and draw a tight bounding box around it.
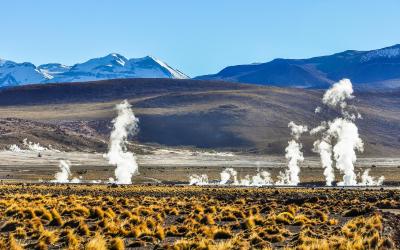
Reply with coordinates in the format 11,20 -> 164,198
0,54 -> 188,88
103,53 -> 128,65
196,44 -> 400,89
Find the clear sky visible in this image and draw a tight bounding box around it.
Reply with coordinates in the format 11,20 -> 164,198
1,1 -> 400,77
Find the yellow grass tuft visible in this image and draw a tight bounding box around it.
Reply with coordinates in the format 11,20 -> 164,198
85,233 -> 107,250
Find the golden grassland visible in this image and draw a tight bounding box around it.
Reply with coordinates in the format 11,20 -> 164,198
0,184 -> 398,249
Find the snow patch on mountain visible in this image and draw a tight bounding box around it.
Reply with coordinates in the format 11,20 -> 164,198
360,46 -> 400,62
38,63 -> 71,77
0,54 -> 188,87
0,60 -> 50,86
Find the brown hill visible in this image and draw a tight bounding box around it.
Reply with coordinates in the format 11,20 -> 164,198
0,78 -> 399,156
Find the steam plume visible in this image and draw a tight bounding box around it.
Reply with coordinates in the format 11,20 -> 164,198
189,174 -> 209,185
312,79 -> 383,186
311,122 -> 334,186
53,160 -> 72,183
277,122 -> 307,185
322,79 -> 354,111
23,138 -> 48,151
9,144 -> 22,152
360,169 -> 385,186
323,79 -> 362,186
220,168 -> 239,185
240,169 -> 273,186
328,118 -> 364,186
288,121 -> 308,140
105,100 -> 139,184
189,167 -> 272,186
312,139 -> 334,186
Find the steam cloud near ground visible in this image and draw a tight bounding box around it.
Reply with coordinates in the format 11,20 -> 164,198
9,138 -> 60,153
51,160 -> 81,183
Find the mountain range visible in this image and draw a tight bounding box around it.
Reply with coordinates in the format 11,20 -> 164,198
1,44 -> 400,88
197,44 -> 400,89
0,54 -> 188,87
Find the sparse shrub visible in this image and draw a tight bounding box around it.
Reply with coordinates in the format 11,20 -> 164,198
1,219 -> 23,232
293,214 -> 311,226
109,237 -> 125,250
90,207 -> 105,220
154,226 -> 165,240
64,229 -> 79,248
77,221 -> 90,237
36,241 -> 48,250
275,212 -> 294,225
200,214 -> 215,225
39,230 -> 58,245
8,234 -> 23,250
42,211 -> 53,222
14,227 -> 27,239
49,208 -> 63,226
213,228 -> 232,240
85,233 -> 107,250
5,205 -> 20,217
314,210 -> 328,222
129,214 -> 141,225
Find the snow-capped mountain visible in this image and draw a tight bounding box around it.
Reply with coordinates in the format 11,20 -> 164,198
37,63 -> 71,76
0,54 -> 188,88
0,60 -> 50,87
196,44 -> 400,89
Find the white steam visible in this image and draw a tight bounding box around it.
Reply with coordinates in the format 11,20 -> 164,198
240,170 -> 273,186
189,168 -> 273,186
189,174 -> 209,185
53,160 -> 72,183
220,168 -> 238,185
51,160 -> 87,184
312,78 -> 383,186
276,122 -> 307,185
9,144 -> 22,152
312,139 -> 334,186
360,169 -> 385,186
186,78 -> 383,187
328,118 -> 364,186
8,139 -> 61,153
288,121 -> 308,140
322,79 -> 354,110
105,100 -> 139,184
23,138 -> 48,151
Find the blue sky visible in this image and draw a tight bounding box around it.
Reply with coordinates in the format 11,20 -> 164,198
1,1 -> 400,76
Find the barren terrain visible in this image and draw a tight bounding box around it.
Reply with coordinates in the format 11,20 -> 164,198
0,150 -> 399,185
0,78 -> 399,156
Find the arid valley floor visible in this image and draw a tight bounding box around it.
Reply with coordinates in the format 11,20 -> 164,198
0,149 -> 399,186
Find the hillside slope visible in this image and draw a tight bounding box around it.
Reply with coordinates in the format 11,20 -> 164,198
0,78 -> 399,156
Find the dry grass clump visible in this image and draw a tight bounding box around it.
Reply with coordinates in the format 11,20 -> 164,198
49,208 -> 63,226
0,184 -> 397,249
109,237 -> 125,250
61,229 -> 80,248
85,233 -> 107,250
8,234 -> 24,250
